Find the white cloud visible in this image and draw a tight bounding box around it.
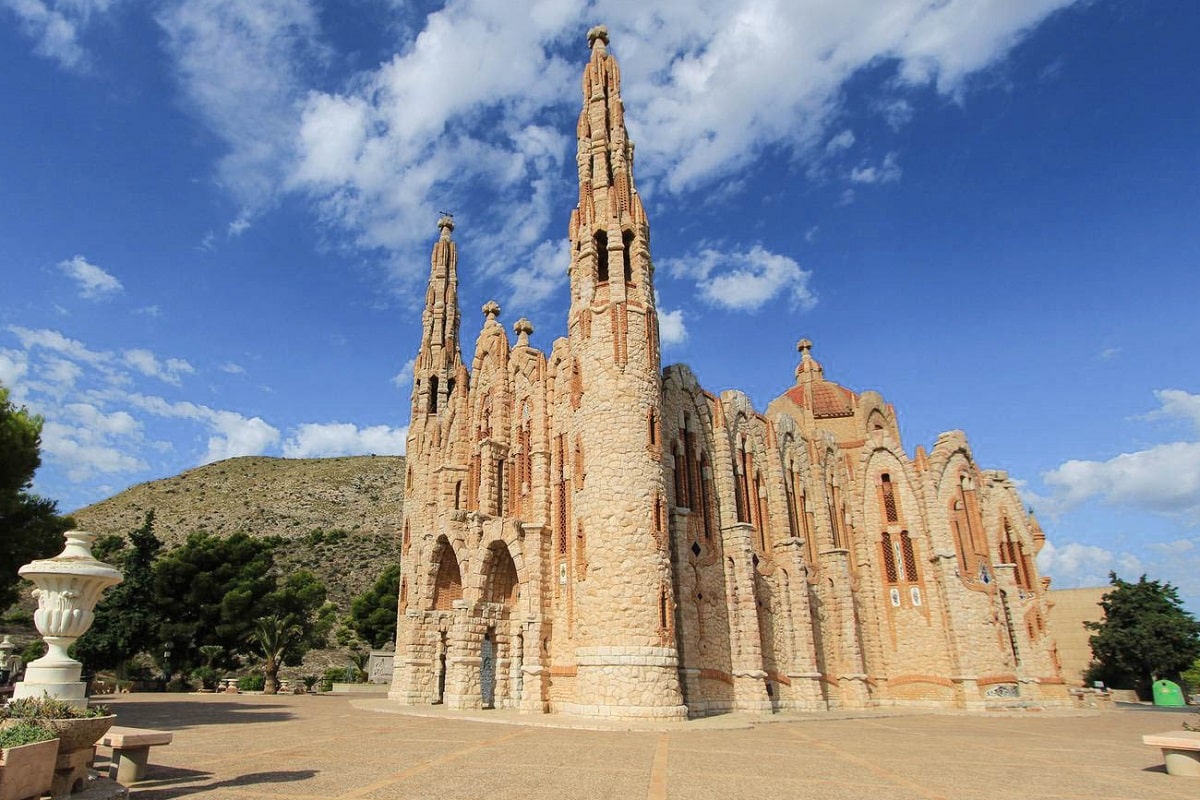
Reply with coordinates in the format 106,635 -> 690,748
665,244 -> 816,313
1036,540 -> 1142,588
122,349 -> 195,386
204,410 -> 280,462
850,152 -> 902,184
1144,388 -> 1200,432
1098,346 -> 1121,361
57,254 -> 123,299
219,362 -> 246,374
7,326 -> 109,366
1038,390 -> 1200,518
118,392 -> 280,463
41,420 -> 146,480
141,0 -> 1079,297
0,349 -> 29,389
282,422 -> 407,458
157,0 -> 325,217
39,401 -> 146,481
503,238 -> 570,309
877,97 -> 914,130
392,358 -> 415,389
825,129 -> 855,155
654,291 -> 687,347
1042,441 -> 1200,516
1,0 -> 114,71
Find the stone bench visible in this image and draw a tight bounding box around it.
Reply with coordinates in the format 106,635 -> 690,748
1142,730 -> 1200,777
98,726 -> 173,784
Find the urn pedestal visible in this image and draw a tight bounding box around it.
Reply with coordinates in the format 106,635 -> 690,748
13,532 -> 122,709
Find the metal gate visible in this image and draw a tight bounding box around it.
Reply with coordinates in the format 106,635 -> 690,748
480,631 -> 496,708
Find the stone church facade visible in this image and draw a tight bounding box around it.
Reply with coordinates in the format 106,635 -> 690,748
389,27 -> 1067,718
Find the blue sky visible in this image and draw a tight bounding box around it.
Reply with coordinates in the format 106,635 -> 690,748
3,1 -> 1199,612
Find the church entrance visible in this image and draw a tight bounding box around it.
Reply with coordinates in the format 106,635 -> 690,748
481,628 -> 496,708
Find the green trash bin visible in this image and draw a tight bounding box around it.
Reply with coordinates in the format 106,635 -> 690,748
1152,679 -> 1186,707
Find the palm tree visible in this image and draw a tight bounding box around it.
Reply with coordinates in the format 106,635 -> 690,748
253,615 -> 300,695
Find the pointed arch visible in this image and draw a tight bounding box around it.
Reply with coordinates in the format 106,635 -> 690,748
432,539 -> 463,610
481,541 -> 520,610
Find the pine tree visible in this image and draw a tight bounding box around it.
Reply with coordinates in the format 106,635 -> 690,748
1086,572 -> 1200,694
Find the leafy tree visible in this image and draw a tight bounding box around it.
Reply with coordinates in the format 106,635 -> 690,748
0,384 -> 73,608
153,531 -> 330,675
1182,657 -> 1200,696
349,563 -> 400,648
1086,573 -> 1200,695
74,511 -> 164,675
264,568 -> 335,662
153,531 -> 280,673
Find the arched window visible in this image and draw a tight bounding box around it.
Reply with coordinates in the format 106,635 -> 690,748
595,230 -> 609,283
881,532 -> 898,583
432,542 -> 463,610
673,444 -> 688,507
881,473 -> 898,523
733,447 -> 747,523
699,452 -> 714,540
429,375 -> 439,413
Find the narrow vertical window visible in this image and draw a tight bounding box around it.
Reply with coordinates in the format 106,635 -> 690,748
901,531 -> 919,583
595,230 -> 609,282
881,532 -> 898,583
622,230 -> 634,284
699,453 -> 713,540
673,445 -> 689,507
881,473 -> 898,523
495,459 -> 506,516
428,375 -> 439,413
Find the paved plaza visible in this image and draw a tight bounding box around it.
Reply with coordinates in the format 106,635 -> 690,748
94,693 -> 1196,799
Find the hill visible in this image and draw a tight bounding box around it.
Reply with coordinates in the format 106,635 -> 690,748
71,455 -> 405,613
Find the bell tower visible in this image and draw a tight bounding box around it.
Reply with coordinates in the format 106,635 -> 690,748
563,26 -> 685,718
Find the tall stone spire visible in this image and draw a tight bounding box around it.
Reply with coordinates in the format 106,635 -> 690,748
412,215 -> 463,421
569,24 -> 655,347
562,27 -> 684,719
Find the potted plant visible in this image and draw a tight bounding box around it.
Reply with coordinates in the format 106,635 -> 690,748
0,723 -> 58,800
0,697 -> 116,753
1,698 -> 117,797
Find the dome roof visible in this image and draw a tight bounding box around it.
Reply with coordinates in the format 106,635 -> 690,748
782,339 -> 857,419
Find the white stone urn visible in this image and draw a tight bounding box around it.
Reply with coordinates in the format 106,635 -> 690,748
13,531 -> 122,708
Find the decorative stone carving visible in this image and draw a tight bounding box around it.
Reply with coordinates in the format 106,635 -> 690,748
14,531 -> 122,708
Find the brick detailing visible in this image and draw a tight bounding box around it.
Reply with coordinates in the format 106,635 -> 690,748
389,29 -> 1066,718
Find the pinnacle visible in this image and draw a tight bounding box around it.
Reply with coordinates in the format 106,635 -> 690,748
587,25 -> 609,49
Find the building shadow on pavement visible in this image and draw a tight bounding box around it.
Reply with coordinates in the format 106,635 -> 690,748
98,699 -> 293,730
124,769 -> 318,799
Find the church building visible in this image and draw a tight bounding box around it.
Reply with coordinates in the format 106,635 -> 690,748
389,26 -> 1067,718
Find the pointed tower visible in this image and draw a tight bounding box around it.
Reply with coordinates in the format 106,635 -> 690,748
391,215 -> 465,705
411,215 -> 463,436
564,26 -> 685,718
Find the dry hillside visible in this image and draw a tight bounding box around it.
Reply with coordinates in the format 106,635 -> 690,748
71,455 -> 405,612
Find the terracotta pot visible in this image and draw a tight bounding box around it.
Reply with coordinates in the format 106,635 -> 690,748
0,738 -> 58,800
0,716 -> 115,753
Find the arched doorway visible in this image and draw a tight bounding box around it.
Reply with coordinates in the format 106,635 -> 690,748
479,541 -> 521,708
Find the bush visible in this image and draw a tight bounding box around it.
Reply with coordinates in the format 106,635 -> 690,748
191,666 -> 219,690
0,723 -> 55,748
302,675 -> 319,692
237,674 -> 265,691
1,698 -> 109,720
